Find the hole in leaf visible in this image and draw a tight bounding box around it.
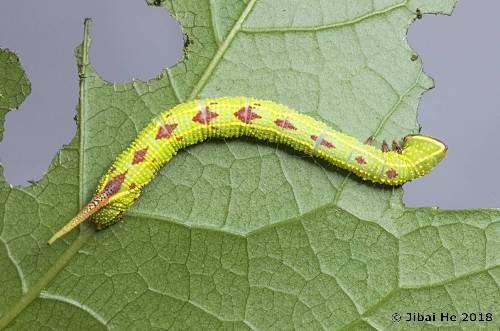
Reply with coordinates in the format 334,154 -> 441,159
0,0 -> 184,185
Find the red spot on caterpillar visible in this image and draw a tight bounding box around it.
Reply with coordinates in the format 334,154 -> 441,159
193,107 -> 219,124
310,135 -> 335,148
355,156 -> 367,164
234,106 -> 261,124
132,147 -> 148,165
129,183 -> 137,190
156,123 -> 178,140
386,168 -> 398,179
102,171 -> 128,196
274,118 -> 296,130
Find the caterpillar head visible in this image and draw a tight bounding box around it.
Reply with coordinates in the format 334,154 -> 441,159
402,134 -> 447,175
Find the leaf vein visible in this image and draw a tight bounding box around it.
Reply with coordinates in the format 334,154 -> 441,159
240,0 -> 409,33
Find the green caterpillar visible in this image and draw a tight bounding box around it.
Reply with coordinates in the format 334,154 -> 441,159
48,96 -> 447,244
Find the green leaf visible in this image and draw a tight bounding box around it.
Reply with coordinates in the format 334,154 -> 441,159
1,1 -> 499,330
0,49 -> 31,141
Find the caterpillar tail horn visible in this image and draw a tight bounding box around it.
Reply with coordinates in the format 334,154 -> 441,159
47,192 -> 110,245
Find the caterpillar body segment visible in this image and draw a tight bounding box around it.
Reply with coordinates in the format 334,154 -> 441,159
48,97 -> 447,244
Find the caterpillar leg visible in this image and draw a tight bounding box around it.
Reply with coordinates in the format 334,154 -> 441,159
392,140 -> 402,153
382,140 -> 389,152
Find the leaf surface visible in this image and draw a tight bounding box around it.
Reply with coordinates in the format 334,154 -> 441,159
0,49 -> 31,140
1,1 -> 499,330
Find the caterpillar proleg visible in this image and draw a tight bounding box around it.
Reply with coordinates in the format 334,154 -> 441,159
48,97 -> 447,244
